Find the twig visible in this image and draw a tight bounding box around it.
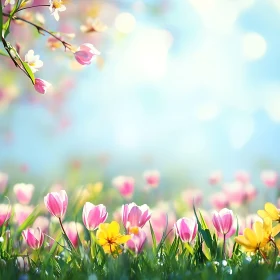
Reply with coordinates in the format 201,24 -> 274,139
2,12 -> 72,51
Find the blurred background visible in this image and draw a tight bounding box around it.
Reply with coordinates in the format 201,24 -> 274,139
1,0 -> 280,210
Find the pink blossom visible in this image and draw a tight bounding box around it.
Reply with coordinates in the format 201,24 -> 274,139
245,214 -> 262,229
33,216 -> 49,233
34,78 -> 51,94
0,172 -> 8,194
64,222 -> 83,248
244,183 -> 257,202
126,228 -> 147,254
208,170 -> 223,185
112,176 -> 135,199
174,217 -> 198,243
122,202 -> 151,231
74,43 -> 100,65
261,170 -> 278,188
144,208 -> 176,244
223,182 -> 246,206
235,170 -> 250,184
13,183 -> 34,205
82,202 -> 108,231
143,170 -> 160,188
212,208 -> 234,238
14,204 -> 34,225
44,190 -> 68,219
210,192 -> 229,210
16,256 -> 29,272
0,204 -> 11,226
22,227 -> 44,250
182,189 -> 203,207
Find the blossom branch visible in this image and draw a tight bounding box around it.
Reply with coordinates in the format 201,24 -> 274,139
16,4 -> 50,13
2,12 -> 73,51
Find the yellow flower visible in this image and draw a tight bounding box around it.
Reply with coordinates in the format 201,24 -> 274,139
96,221 -> 131,255
235,218 -> 277,253
258,202 -> 280,222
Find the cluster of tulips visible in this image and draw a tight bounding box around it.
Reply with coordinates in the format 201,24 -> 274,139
0,184 -> 280,266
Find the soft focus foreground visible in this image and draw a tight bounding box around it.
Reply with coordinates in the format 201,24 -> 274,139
2,0 -> 280,279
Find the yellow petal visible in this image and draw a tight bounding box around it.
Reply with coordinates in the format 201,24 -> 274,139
264,203 -> 279,220
263,217 -> 272,236
243,228 -> 257,247
235,235 -> 256,251
253,221 -> 264,244
98,239 -> 108,246
108,221 -> 120,239
115,234 -> 131,245
272,223 -> 280,237
99,223 -> 110,232
257,210 -> 269,219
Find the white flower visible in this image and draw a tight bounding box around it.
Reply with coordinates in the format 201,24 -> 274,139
24,50 -> 43,73
0,237 -> 4,243
4,0 -> 15,6
49,0 -> 66,21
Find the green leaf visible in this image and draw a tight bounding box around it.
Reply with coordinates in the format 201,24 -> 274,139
193,204 -> 214,257
22,61 -> 35,84
149,221 -> 157,253
0,48 -> 8,57
2,4 -> 18,38
185,242 -> 194,255
199,210 -> 209,230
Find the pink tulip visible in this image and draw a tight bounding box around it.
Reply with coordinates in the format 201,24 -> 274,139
210,192 -> 229,210
13,183 -> 34,205
143,170 -> 160,188
33,216 -> 50,233
208,170 -> 223,185
16,256 -> 29,272
261,170 -> 278,188
126,228 -> 147,254
216,223 -> 236,238
82,202 -> 108,231
113,176 -> 134,199
74,43 -> 100,65
235,170 -> 250,184
34,78 -> 51,94
182,189 -> 203,207
245,214 -> 262,229
122,202 -> 151,231
0,172 -> 8,194
212,208 -> 234,237
0,204 -> 11,226
22,227 -> 44,250
174,217 -> 198,243
244,184 -> 257,202
145,209 -> 176,243
223,182 -> 246,206
14,204 -> 34,225
64,222 -> 83,248
44,190 -> 68,219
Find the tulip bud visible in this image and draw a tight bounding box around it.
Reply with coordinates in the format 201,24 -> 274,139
44,190 -> 68,219
82,202 -> 108,231
74,43 -> 100,65
34,78 -> 51,94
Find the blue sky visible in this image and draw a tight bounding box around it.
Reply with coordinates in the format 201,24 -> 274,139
1,0 -> 280,186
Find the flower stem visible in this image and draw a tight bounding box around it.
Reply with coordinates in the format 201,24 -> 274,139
90,231 -> 96,259
58,217 -> 75,251
223,233 -> 226,259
